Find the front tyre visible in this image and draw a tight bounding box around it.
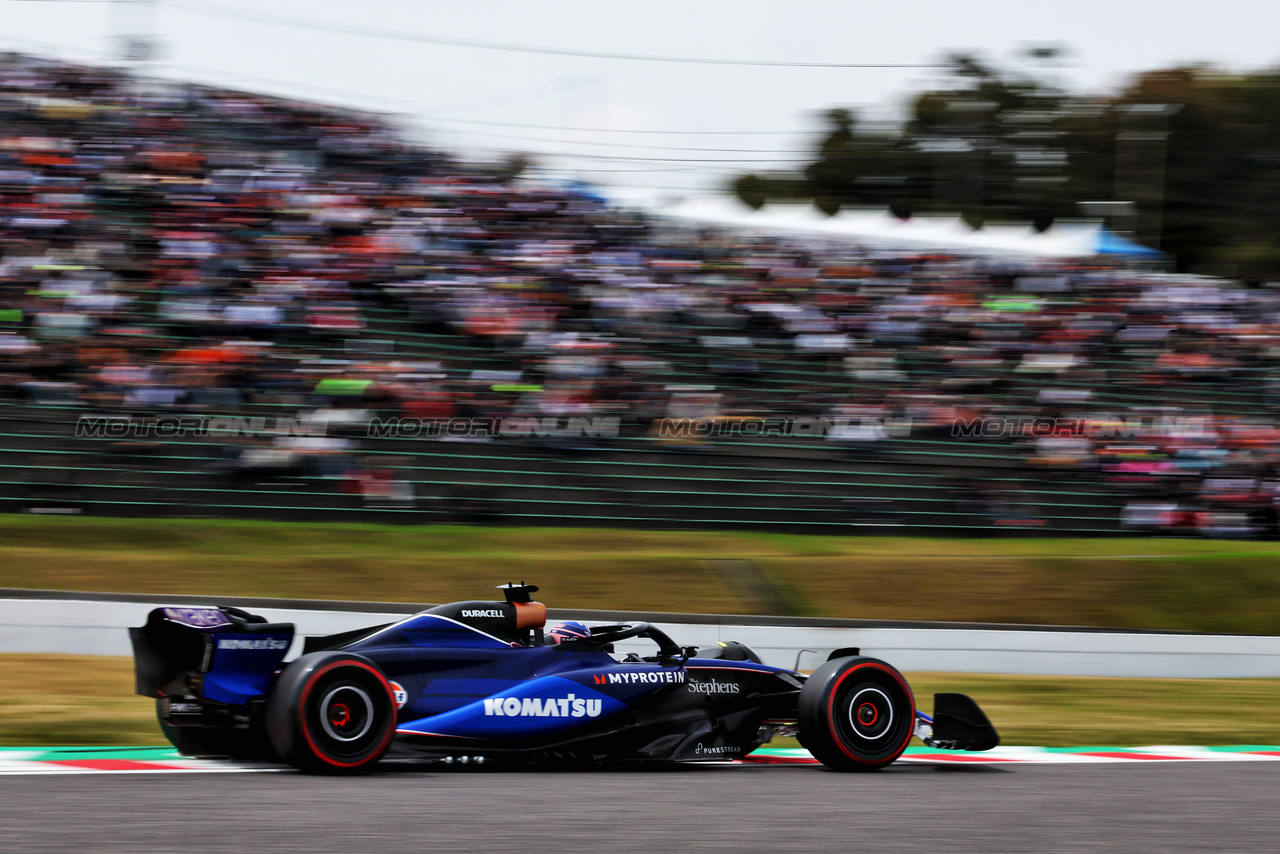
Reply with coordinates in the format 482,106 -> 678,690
797,656 -> 915,771
265,652 -> 396,774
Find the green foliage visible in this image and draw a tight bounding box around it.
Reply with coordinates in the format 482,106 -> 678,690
494,152 -> 534,183
734,52 -> 1280,278
9,517 -> 1280,633
732,174 -> 768,210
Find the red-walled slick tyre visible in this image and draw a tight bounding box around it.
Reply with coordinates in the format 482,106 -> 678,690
797,656 -> 915,771
265,652 -> 397,774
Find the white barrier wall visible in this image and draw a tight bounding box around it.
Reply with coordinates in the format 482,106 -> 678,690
5,596 -> 1280,678
654,625 -> 1280,678
0,598 -> 402,662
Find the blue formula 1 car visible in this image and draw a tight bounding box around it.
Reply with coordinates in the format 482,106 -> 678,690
130,583 -> 999,774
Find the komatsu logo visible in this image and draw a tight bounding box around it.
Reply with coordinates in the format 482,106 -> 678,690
461,609 -> 504,618
593,671 -> 686,685
216,638 -> 289,650
688,680 -> 740,695
483,695 -> 602,718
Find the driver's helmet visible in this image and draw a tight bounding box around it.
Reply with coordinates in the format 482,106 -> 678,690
548,621 -> 591,644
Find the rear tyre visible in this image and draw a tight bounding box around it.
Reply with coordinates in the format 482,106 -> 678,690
797,656 -> 915,772
265,652 -> 396,774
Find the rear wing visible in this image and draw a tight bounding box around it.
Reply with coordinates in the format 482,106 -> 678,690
130,606 -> 294,706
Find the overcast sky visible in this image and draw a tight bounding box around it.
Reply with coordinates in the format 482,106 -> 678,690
5,0 -> 1280,197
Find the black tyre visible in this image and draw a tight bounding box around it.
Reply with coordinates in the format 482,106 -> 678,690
264,652 -> 396,774
797,656 -> 915,771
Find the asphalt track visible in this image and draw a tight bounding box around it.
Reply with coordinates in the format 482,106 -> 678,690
4,762 -> 1278,853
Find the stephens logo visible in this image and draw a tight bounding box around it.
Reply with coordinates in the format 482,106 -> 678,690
687,680 -> 740,695
594,671 -> 686,685
483,695 -> 602,718
216,638 -> 289,651
461,609 -> 504,618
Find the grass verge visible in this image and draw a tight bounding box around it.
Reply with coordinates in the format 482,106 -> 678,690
3,654 -> 1277,748
5,516 -> 1280,633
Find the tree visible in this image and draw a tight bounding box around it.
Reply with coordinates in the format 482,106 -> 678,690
733,51 -> 1280,278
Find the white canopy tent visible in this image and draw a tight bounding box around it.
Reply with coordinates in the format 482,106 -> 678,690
640,196 -> 1109,258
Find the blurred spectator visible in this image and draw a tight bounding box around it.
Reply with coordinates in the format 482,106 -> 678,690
6,52 -> 1280,535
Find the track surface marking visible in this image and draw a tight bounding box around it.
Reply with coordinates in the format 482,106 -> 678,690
3,762 -> 1277,853
5,745 -> 1280,774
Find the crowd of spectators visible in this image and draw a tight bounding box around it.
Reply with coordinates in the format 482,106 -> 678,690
4,52 -> 1280,533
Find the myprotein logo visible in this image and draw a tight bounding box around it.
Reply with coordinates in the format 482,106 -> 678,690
483,695 -> 602,718
461,609 -> 504,618
687,680 -> 740,695
593,671 -> 686,685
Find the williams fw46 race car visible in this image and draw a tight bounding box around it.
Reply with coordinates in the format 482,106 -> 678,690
131,584 -> 999,774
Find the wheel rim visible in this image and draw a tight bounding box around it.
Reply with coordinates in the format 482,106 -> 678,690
847,687 -> 892,740
830,671 -> 912,760
319,684 -> 374,743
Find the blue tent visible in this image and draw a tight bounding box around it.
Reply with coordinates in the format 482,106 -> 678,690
1094,228 -> 1164,258
559,179 -> 607,204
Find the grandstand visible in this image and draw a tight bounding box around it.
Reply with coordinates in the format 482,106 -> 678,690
2,52 -> 1277,537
